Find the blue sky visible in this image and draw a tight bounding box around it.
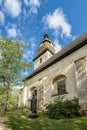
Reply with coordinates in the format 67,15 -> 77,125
0,0 -> 87,76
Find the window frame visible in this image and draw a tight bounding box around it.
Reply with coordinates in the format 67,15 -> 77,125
52,75 -> 68,97
40,57 -> 42,63
57,79 -> 66,94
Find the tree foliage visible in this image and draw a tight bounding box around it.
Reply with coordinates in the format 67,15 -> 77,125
0,87 -> 19,110
0,37 -> 32,113
8,88 -> 20,109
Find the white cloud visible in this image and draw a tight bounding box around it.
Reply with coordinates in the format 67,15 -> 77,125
23,0 -> 40,15
0,0 -> 2,4
29,0 -> 40,14
6,24 -> 22,38
6,25 -> 17,38
53,38 -> 62,52
43,8 -> 72,38
43,8 -> 73,52
0,11 -> 5,25
7,28 -> 17,38
24,0 -> 29,6
29,0 -> 40,7
4,0 -> 21,17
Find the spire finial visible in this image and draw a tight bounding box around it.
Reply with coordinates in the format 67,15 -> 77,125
43,34 -> 49,39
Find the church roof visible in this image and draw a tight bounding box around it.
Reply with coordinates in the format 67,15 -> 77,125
24,32 -> 87,81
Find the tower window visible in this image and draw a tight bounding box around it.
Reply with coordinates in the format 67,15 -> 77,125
40,58 -> 42,63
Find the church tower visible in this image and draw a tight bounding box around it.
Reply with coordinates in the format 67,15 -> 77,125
33,34 -> 55,70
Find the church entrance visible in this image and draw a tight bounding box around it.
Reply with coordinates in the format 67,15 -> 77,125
32,89 -> 37,98
30,87 -> 37,109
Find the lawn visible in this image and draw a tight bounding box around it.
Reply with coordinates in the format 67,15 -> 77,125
0,109 -> 87,130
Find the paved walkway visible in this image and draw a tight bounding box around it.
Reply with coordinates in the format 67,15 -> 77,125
0,117 -> 7,130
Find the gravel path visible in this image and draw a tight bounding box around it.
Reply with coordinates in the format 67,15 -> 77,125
0,117 -> 7,130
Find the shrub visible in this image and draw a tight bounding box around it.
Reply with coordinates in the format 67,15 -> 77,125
46,97 -> 83,119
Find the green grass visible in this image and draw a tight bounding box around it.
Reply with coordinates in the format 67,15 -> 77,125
0,109 -> 87,130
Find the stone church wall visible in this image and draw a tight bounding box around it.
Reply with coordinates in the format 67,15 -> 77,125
20,45 -> 87,110
75,57 -> 87,112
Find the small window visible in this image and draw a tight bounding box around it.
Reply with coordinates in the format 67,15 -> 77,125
40,58 -> 42,63
57,80 -> 66,94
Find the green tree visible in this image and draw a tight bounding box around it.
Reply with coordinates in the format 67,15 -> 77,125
8,87 -> 20,109
0,37 -> 32,114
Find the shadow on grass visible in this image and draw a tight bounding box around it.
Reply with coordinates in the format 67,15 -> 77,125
1,110 -> 87,130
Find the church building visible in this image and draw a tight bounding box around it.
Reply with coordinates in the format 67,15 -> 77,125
18,33 -> 87,111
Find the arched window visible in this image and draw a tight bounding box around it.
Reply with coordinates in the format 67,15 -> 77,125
52,75 -> 67,96
57,78 -> 66,94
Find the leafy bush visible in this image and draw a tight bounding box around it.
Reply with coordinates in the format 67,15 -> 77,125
46,97 -> 83,119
